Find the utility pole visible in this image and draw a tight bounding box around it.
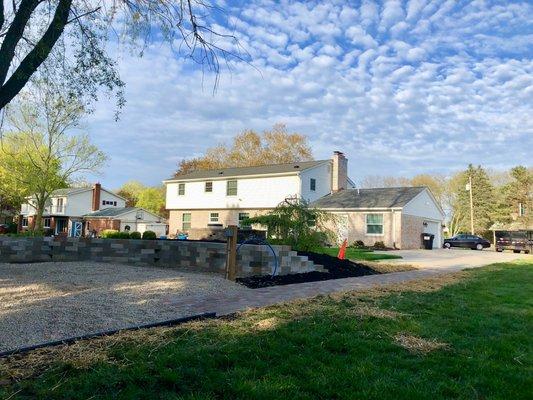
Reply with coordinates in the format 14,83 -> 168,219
468,175 -> 474,234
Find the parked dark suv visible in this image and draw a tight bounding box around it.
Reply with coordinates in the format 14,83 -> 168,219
443,234 -> 490,250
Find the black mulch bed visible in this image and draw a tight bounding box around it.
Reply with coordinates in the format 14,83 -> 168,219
237,251 -> 379,289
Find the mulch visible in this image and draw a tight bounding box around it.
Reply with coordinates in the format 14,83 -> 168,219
237,251 -> 378,289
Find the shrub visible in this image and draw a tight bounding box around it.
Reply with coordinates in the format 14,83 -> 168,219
350,240 -> 366,249
142,230 -> 157,240
129,231 -> 142,239
100,229 -> 120,239
117,231 -> 130,239
373,241 -> 386,250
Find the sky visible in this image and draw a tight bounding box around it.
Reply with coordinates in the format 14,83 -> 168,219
84,0 -> 533,189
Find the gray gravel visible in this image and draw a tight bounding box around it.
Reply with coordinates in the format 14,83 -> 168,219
0,262 -> 249,352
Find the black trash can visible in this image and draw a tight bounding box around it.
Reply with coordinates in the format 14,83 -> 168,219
421,233 -> 434,250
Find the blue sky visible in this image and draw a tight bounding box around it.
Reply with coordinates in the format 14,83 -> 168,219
84,0 -> 533,188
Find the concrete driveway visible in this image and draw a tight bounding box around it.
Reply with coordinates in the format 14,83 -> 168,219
376,248 -> 531,270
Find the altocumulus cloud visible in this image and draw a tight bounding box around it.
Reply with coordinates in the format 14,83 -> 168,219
84,0 -> 533,187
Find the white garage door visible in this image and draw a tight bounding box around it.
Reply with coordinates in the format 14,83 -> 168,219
423,221 -> 441,248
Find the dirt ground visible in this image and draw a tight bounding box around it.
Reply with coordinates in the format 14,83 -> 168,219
0,262 -> 248,353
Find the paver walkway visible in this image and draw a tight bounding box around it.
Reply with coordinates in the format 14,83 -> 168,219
169,250 -> 530,316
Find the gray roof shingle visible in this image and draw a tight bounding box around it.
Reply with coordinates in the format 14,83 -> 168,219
311,187 -> 426,209
84,207 -> 137,217
166,160 -> 328,181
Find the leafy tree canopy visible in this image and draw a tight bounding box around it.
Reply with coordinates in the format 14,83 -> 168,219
175,124 -> 313,176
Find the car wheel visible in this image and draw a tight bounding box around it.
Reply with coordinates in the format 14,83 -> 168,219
513,250 -> 520,253
496,248 -> 503,252
476,243 -> 484,251
444,242 -> 451,249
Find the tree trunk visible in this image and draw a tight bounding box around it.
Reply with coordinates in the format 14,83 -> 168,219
34,200 -> 45,232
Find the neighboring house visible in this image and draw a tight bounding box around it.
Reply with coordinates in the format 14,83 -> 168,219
20,183 -> 126,236
164,151 -> 445,248
84,207 -> 167,237
311,187 -> 445,249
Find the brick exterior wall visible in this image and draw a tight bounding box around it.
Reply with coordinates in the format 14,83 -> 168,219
400,214 -> 426,250
85,219 -> 121,235
168,209 -> 270,237
0,237 -> 324,277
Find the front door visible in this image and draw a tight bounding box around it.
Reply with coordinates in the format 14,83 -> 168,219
55,218 -> 68,235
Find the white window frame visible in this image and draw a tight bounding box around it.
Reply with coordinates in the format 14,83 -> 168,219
209,212 -> 219,223
182,213 -> 191,230
22,217 -> 29,227
178,183 -> 185,196
366,213 -> 384,236
44,218 -> 51,228
205,181 -> 213,193
226,180 -> 238,196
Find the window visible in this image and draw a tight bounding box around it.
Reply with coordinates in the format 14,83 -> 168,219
210,212 -> 219,223
205,181 -> 213,192
182,213 -> 191,230
102,200 -> 117,206
44,218 -> 51,228
113,201 -> 117,206
238,212 -> 250,228
22,217 -> 28,227
178,183 -> 185,196
519,203 -> 526,216
366,214 -> 384,235
310,178 -> 316,191
226,180 -> 237,196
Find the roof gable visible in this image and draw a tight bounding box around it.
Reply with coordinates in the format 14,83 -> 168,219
165,160 -> 329,182
310,187 -> 427,209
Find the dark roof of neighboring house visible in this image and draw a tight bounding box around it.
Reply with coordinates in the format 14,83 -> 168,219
311,187 -> 426,209
166,160 -> 329,181
84,207 -> 138,218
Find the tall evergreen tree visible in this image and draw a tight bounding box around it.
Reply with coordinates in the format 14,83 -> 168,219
452,164 -> 495,234
496,166 -> 532,228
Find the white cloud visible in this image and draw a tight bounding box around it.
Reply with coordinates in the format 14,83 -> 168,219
83,0 -> 533,187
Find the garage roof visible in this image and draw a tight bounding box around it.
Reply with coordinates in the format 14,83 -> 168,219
84,207 -> 138,218
311,187 -> 426,209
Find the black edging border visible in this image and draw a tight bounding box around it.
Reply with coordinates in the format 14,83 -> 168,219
0,312 -> 217,359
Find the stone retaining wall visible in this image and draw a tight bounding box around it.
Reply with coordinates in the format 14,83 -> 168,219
0,237 -> 323,277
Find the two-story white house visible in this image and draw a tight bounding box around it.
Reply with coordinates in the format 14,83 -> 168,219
20,183 -> 126,235
165,151 -> 445,249
164,152 -> 352,237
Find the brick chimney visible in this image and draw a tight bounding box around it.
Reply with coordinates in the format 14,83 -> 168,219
92,183 -> 101,211
332,151 -> 348,192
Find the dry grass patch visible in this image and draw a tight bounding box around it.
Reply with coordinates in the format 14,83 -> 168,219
361,261 -> 418,274
253,317 -> 281,331
394,332 -> 450,354
351,304 -> 405,319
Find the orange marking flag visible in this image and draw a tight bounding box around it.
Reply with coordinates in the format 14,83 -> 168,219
338,239 -> 348,260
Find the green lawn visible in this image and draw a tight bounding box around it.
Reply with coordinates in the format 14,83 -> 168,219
317,246 -> 403,261
2,261 -> 532,399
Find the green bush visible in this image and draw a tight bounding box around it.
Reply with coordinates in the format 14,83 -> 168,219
129,231 -> 142,239
350,240 -> 366,249
373,241 -> 386,250
117,231 -> 130,239
100,229 -> 120,239
142,230 -> 157,240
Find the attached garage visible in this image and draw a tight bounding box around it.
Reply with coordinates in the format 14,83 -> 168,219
312,187 -> 445,249
84,207 -> 168,237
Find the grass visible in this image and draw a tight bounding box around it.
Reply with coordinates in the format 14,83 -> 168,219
1,261 -> 532,399
317,246 -> 403,261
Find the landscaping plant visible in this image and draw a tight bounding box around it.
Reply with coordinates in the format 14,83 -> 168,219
129,231 -> 142,239
244,197 -> 336,251
142,230 -> 157,240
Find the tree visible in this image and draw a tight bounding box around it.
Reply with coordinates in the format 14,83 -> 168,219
495,166 -> 533,228
360,175 -> 411,189
116,180 -> 166,217
175,124 -> 313,176
137,186 -> 166,217
116,180 -> 146,207
0,1 -> 240,110
0,91 -> 106,230
244,197 -> 336,251
450,164 -> 495,234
